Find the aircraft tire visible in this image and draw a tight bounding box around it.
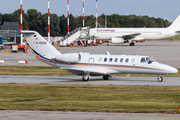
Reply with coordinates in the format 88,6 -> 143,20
157,76 -> 163,82
103,75 -> 109,80
82,76 -> 89,81
129,42 -> 135,46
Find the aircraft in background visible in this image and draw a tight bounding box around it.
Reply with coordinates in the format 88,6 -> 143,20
21,31 -> 177,81
89,15 -> 180,46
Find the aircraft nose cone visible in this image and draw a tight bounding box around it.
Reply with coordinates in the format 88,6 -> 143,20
172,68 -> 178,74
168,67 -> 178,74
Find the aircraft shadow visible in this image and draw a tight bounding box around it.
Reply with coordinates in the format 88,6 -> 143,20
107,44 -> 171,47
49,76 -> 156,83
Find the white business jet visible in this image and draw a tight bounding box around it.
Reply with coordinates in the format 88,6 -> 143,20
22,31 -> 178,82
89,15 -> 180,46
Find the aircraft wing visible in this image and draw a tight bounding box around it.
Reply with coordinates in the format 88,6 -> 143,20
121,33 -> 141,40
63,67 -> 119,76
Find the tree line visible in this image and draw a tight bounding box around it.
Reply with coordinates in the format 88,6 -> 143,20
0,9 -> 171,37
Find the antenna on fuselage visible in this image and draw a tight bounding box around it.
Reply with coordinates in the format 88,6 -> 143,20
107,51 -> 110,55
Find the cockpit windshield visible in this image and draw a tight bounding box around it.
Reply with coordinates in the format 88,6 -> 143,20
140,57 -> 156,64
146,57 -> 156,64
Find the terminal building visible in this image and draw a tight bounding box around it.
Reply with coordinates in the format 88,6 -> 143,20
0,21 -> 21,45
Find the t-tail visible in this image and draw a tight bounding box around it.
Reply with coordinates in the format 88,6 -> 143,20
21,30 -> 61,59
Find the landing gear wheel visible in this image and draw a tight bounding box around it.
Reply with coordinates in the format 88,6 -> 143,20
129,42 -> 135,46
82,76 -> 89,81
157,76 -> 163,82
103,75 -> 109,80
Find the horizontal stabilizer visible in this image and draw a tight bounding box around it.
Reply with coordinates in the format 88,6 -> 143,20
20,31 -> 36,34
9,30 -> 36,34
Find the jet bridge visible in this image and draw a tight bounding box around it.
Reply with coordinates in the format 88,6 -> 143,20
60,27 -> 90,46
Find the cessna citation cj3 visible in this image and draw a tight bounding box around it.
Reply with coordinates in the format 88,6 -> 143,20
89,15 -> 180,46
22,31 -> 178,82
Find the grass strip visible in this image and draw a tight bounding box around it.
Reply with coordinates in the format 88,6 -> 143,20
0,66 -> 73,76
0,84 -> 179,114
0,66 -> 179,77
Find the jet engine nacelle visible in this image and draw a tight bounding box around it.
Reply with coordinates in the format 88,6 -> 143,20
55,53 -> 81,63
111,37 -> 124,44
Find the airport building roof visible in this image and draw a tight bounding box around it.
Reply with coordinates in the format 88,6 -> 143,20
0,21 -> 20,31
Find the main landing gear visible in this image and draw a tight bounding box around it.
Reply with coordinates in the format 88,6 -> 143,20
157,76 -> 163,82
103,75 -> 110,80
82,75 -> 111,81
129,42 -> 135,46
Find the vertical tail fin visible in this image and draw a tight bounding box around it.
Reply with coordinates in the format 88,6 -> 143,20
22,30 -> 61,59
168,15 -> 180,29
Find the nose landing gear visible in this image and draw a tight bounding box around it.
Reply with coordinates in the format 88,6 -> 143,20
82,75 -> 89,81
157,76 -> 163,82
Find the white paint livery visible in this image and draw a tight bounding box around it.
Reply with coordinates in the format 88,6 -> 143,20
89,15 -> 180,46
22,30 -> 178,82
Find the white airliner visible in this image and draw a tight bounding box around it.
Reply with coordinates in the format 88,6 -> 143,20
89,15 -> 180,46
21,30 -> 178,82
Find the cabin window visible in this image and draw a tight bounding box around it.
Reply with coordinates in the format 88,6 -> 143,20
131,58 -> 135,63
104,58 -> 107,62
125,58 -> 129,63
109,58 -> 113,62
120,58 -> 123,62
98,57 -> 102,62
141,58 -> 146,63
115,58 -> 118,62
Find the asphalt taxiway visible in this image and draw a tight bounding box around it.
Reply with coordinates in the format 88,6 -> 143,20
0,75 -> 179,86
1,110 -> 180,120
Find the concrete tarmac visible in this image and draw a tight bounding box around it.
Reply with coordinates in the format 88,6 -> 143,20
0,41 -> 180,68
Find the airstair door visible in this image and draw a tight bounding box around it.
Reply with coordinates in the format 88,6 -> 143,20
88,57 -> 94,66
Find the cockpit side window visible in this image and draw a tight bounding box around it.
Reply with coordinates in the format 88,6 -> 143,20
141,58 -> 146,63
146,57 -> 150,64
146,57 -> 156,64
